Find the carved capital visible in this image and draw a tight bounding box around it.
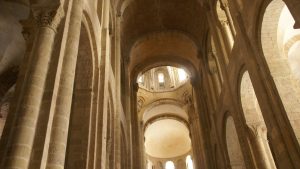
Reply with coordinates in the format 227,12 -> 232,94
248,123 -> 268,140
32,6 -> 65,31
220,19 -> 229,26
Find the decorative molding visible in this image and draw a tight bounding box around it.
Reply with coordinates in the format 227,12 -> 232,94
247,123 -> 268,140
32,6 -> 65,31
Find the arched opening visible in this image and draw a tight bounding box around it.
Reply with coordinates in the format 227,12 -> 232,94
240,71 -> 277,168
165,161 -> 175,169
64,23 -> 94,169
135,65 -> 206,169
137,66 -> 190,92
225,116 -> 246,169
260,0 -> 300,143
186,155 -> 194,169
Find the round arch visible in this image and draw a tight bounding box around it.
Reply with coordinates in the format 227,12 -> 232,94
258,0 -> 300,143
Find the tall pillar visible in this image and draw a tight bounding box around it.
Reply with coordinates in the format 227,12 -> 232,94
131,82 -> 143,169
0,13 -> 35,167
248,124 -> 277,169
43,0 -> 83,168
2,7 -> 63,169
112,15 -> 122,166
187,98 -> 207,169
139,122 -> 146,169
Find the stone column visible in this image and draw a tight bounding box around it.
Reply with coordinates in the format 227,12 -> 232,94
221,2 -> 236,35
43,0 -> 83,168
167,66 -> 176,87
0,13 -> 35,167
220,20 -> 234,49
110,14 -> 122,166
2,7 -> 63,169
139,121 -> 146,169
188,104 -> 206,169
131,82 -> 143,169
248,124 -> 277,169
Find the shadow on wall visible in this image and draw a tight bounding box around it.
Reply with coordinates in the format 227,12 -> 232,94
0,1 -> 29,74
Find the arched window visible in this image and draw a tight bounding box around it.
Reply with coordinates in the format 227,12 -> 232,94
147,160 -> 153,169
165,161 -> 175,169
137,75 -> 144,83
158,73 -> 165,83
178,68 -> 187,82
186,155 -> 194,169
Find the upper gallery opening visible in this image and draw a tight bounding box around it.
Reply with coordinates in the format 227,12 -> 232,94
137,66 -> 189,92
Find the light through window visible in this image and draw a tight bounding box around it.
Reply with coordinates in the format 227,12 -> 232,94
158,73 -> 164,83
147,160 -> 153,169
186,155 -> 194,169
178,69 -> 187,82
137,76 -> 143,83
165,161 -> 175,169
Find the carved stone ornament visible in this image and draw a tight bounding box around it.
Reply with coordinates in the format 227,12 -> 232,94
32,6 -> 65,30
248,123 -> 268,140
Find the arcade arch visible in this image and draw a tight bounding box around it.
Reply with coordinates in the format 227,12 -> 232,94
260,0 -> 300,143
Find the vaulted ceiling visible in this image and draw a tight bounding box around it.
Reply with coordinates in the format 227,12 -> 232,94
120,0 -> 209,61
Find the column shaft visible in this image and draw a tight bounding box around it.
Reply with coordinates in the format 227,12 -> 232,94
45,0 -> 83,168
248,124 -> 277,169
3,9 -> 62,169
